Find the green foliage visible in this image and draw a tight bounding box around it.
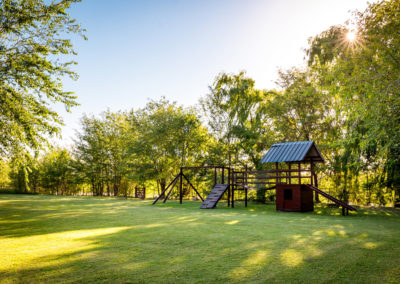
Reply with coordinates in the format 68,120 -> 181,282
306,0 -> 400,203
0,0 -> 84,159
128,98 -> 208,194
201,71 -> 273,169
40,148 -> 77,195
0,158 -> 10,190
74,111 -> 130,196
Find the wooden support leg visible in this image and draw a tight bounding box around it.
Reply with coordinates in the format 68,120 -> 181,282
231,188 -> 235,208
179,170 -> 183,204
227,168 -> 231,207
152,174 -> 180,205
227,186 -> 231,207
245,188 -> 248,207
314,170 -> 320,202
342,207 -> 345,216
163,180 -> 178,203
214,167 -> 217,187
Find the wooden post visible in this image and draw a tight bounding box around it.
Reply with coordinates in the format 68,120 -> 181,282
298,162 -> 301,185
222,167 -> 225,184
232,188 -> 235,208
231,182 -> 235,208
179,168 -> 183,204
245,165 -> 248,207
288,163 -> 292,185
310,162 -> 314,186
214,167 -> 217,187
163,178 -> 179,203
311,164 -> 320,202
152,174 -> 180,205
275,162 -> 279,185
227,167 -> 231,207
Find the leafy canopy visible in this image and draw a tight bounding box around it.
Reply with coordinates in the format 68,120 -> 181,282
0,0 -> 85,157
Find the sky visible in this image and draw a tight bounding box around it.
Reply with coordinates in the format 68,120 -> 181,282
56,0 -> 372,145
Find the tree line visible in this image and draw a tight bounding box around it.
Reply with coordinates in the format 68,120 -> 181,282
1,0 -> 399,206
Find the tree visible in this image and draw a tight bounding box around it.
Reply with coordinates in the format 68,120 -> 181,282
40,148 -> 76,195
74,111 -> 130,196
201,71 -> 273,170
0,158 -> 11,190
306,0 -> 400,205
268,68 -> 334,143
128,99 -> 208,196
0,0 -> 85,158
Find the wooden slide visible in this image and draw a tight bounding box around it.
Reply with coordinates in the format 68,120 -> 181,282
200,184 -> 229,209
304,184 -> 357,212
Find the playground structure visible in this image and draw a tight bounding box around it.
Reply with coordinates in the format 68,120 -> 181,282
152,141 -> 357,216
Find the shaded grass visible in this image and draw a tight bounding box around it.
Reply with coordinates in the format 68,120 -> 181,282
1,194 -> 400,283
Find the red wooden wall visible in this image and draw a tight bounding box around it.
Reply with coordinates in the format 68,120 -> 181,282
276,184 -> 314,212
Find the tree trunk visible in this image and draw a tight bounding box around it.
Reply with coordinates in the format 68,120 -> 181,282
159,178 -> 166,199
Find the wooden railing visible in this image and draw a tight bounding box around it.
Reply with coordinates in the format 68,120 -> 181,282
232,168 -> 313,187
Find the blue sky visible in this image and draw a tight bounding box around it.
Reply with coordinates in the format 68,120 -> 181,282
56,0 -> 371,145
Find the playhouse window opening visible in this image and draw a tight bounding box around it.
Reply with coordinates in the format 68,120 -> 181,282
284,189 -> 293,200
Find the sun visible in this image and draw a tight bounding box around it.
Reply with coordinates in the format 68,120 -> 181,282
346,31 -> 356,42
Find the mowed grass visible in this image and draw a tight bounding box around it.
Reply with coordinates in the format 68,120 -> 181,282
1,195 -> 400,283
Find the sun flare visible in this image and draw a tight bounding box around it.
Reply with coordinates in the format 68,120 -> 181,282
346,31 -> 356,42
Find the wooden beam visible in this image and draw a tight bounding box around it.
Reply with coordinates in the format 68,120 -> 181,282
227,168 -> 231,207
235,181 -> 286,185
179,168 -> 183,204
181,166 -> 226,169
245,165 -> 248,207
163,177 -> 179,203
312,162 -> 320,202
152,174 -> 180,204
214,167 -> 217,187
298,162 -> 301,185
182,173 -> 204,202
236,175 -> 312,180
242,185 -> 276,191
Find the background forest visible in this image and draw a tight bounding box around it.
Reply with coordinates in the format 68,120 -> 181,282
1,0 -> 399,207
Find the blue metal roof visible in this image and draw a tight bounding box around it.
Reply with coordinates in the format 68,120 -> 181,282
260,141 -> 324,163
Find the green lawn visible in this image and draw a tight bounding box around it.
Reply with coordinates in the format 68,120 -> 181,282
1,194 -> 399,283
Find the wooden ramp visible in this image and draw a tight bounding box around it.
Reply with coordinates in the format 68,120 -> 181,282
304,184 -> 357,212
200,184 -> 229,209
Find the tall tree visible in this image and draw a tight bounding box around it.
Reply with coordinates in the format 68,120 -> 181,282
0,0 -> 85,158
40,148 -> 76,195
201,71 -> 273,169
306,0 -> 400,204
74,111 -> 129,196
128,99 -> 208,195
